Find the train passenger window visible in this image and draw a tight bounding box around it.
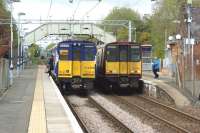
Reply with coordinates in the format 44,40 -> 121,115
73,49 -> 81,60
106,45 -> 119,61
59,50 -> 68,60
84,46 -> 96,61
129,46 -> 140,61
120,46 -> 128,61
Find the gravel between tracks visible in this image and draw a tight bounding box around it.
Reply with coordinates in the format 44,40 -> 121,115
91,94 -> 157,133
179,105 -> 200,118
67,95 -> 123,133
122,95 -> 200,133
103,94 -> 178,133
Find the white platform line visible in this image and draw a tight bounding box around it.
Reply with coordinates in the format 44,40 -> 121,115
49,77 -> 83,133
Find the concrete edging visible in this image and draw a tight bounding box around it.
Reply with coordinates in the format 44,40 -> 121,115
49,76 -> 84,133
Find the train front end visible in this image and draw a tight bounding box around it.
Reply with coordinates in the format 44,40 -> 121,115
104,42 -> 143,92
55,40 -> 96,90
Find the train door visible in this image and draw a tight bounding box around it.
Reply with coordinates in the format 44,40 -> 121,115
105,45 -> 119,75
119,45 -> 128,75
128,45 -> 142,75
81,45 -> 96,78
72,43 -> 81,77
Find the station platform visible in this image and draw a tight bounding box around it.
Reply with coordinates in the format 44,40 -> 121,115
0,65 -> 83,133
142,71 -> 191,107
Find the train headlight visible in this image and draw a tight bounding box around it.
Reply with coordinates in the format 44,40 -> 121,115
131,70 -> 141,74
106,70 -> 112,73
112,70 -> 117,73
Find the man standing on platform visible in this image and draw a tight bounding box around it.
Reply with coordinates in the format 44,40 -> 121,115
48,55 -> 54,76
152,57 -> 160,79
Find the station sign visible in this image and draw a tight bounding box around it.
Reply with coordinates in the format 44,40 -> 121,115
185,38 -> 195,45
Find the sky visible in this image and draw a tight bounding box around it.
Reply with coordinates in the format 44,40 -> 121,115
13,0 -> 154,21
11,0 -> 155,47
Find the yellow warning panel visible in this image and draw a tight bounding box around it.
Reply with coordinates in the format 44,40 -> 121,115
28,66 -> 47,133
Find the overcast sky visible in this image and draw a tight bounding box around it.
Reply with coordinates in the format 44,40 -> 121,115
13,0 -> 154,20
11,0 -> 154,46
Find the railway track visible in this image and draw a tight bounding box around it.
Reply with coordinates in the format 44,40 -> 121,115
116,95 -> 200,133
64,95 -> 134,133
88,96 -> 134,133
64,96 -> 90,133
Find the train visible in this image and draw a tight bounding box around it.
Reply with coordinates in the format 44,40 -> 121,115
95,41 -> 143,93
50,40 -> 96,92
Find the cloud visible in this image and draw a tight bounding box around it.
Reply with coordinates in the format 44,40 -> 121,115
12,0 -> 153,32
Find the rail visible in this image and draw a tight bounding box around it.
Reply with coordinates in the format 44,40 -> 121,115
64,96 -> 90,133
88,96 -> 134,133
115,95 -> 193,133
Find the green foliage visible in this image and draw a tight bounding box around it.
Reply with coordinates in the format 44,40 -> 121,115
150,0 -> 184,59
116,28 -> 128,41
193,0 -> 200,7
103,7 -> 144,41
138,32 -> 151,43
46,43 -> 56,50
28,43 -> 40,61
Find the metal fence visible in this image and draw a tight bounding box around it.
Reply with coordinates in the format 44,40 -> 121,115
0,58 -> 9,91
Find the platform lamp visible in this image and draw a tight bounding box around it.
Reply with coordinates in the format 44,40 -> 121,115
21,27 -> 28,70
9,0 -> 21,85
17,12 -> 26,74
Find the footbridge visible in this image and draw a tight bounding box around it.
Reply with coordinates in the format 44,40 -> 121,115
24,20 -> 120,45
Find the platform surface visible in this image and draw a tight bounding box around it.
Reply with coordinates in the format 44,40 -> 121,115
143,71 -> 191,107
28,66 -> 83,133
0,65 -> 83,133
0,66 -> 37,133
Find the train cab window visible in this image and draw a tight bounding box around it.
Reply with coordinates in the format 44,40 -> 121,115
59,50 -> 68,60
106,45 -> 119,61
129,46 -> 141,61
84,45 -> 96,61
73,49 -> 81,60
119,46 -> 128,61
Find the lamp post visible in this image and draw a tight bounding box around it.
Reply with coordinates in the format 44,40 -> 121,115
9,0 -> 20,85
17,12 -> 25,74
133,27 -> 136,43
128,21 -> 132,42
186,0 -> 196,97
21,27 -> 28,69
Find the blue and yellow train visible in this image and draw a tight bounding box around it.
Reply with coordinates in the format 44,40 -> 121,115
95,41 -> 143,93
50,40 -> 96,91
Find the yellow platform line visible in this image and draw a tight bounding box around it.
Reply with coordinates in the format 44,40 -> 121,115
28,66 -> 47,133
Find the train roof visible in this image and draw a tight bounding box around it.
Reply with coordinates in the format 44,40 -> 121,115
106,41 -> 140,46
48,39 -> 96,51
141,44 -> 152,47
58,39 -> 96,45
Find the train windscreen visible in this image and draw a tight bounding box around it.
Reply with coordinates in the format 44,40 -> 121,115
73,49 -> 81,60
106,45 -> 119,61
120,46 -> 128,61
84,45 -> 96,61
59,50 -> 69,60
129,45 -> 140,61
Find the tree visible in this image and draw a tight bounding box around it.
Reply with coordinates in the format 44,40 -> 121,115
46,43 -> 56,50
28,43 -> 40,59
150,0 -> 185,58
103,7 -> 144,41
150,0 -> 200,58
193,0 -> 200,7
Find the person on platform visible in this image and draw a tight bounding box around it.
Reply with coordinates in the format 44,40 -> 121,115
152,57 -> 160,79
48,55 -> 54,76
